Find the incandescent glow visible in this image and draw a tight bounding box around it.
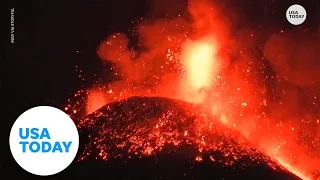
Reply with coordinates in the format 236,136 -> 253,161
276,157 -> 311,180
64,0 -> 320,179
86,89 -> 108,114
181,38 -> 218,93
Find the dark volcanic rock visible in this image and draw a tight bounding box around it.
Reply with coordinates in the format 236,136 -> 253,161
65,96 -> 301,180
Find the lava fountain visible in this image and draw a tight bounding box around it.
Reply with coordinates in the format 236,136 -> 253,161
179,36 -> 220,103
64,0 -> 320,179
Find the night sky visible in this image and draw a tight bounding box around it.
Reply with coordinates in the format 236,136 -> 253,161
3,0 -> 320,177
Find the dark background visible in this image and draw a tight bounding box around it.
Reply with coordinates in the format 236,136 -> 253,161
3,0 -> 320,178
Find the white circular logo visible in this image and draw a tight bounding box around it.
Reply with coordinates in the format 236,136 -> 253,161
9,106 -> 79,176
286,4 -> 307,25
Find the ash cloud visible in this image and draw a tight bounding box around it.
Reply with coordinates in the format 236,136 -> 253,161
263,28 -> 320,118
96,0 -> 238,93
264,28 -> 320,87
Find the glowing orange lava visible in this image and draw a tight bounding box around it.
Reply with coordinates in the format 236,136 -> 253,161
181,37 -> 218,91
65,0 -> 320,179
86,88 -> 109,114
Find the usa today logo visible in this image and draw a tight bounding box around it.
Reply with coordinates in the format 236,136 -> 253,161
286,4 -> 307,25
9,106 -> 79,176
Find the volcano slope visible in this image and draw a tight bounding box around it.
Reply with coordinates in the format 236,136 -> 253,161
65,96 -> 300,180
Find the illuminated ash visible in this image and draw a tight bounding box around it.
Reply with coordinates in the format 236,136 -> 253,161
76,96 -> 301,179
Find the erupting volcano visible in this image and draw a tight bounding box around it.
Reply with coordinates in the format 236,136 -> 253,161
63,0 -> 320,179
71,96 -> 300,179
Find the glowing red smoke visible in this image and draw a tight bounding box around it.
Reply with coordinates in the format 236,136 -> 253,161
66,0 -> 320,179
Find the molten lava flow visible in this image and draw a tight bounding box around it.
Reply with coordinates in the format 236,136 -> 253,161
65,0 -> 320,179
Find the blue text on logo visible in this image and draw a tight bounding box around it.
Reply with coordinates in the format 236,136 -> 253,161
18,128 -> 72,153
